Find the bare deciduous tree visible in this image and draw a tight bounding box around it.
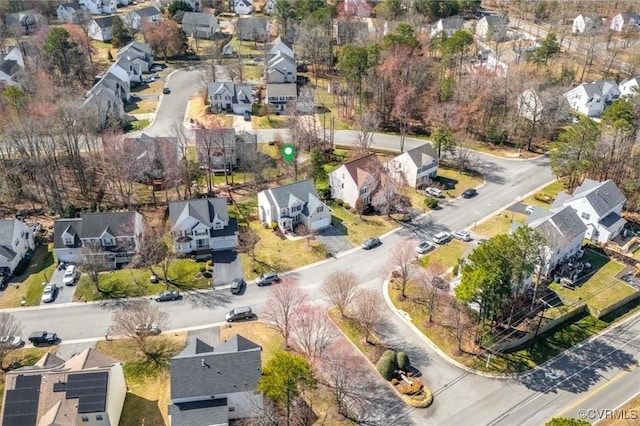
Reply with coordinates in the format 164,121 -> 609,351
350,288 -> 385,345
353,110 -> 379,158
290,304 -> 336,359
108,300 -> 169,356
386,240 -> 418,297
416,262 -> 446,323
321,270 -> 358,317
261,278 -> 308,347
372,171 -> 398,217
101,132 -> 139,208
0,312 -> 21,371
237,225 -> 260,260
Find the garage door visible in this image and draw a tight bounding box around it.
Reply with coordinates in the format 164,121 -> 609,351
310,217 -> 331,231
211,236 -> 238,251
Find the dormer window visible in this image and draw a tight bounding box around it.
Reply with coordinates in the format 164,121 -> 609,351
213,222 -> 223,230
64,236 -> 74,246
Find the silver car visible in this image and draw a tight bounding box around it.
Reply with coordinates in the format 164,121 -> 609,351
41,284 -> 57,303
415,241 -> 435,254
0,336 -> 23,348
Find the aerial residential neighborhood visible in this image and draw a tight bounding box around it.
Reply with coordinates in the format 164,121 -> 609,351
2,0 -> 640,425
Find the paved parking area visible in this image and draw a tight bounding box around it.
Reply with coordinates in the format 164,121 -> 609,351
212,250 -> 243,286
316,226 -> 354,254
41,266 -> 77,305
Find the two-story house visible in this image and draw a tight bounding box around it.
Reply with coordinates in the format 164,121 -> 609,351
329,154 -> 383,208
265,83 -> 297,111
267,51 -> 296,84
563,80 -> 620,117
82,85 -> 125,124
333,20 -> 369,45
269,36 -> 294,58
0,220 -> 34,274
118,41 -> 154,73
53,212 -> 143,268
230,0 -> 253,15
610,11 -> 640,32
207,82 -> 253,114
88,15 -> 115,41
385,143 -> 438,189
619,77 -> 640,97
123,133 -> 182,185
5,10 -> 45,34
430,16 -> 463,37
168,198 -> 239,254
181,12 -> 220,39
552,179 -> 627,244
1,348 -> 126,426
572,13 -> 604,34
195,128 -> 257,171
56,2 -> 89,24
172,0 -> 201,12
475,15 -> 508,41
235,16 -> 269,41
258,179 -> 332,233
0,47 -> 25,88
527,206 -> 587,276
168,334 -> 263,425
127,6 -> 162,31
79,0 -> 104,15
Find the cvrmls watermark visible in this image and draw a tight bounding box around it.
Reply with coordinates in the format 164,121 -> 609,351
577,408 -> 639,420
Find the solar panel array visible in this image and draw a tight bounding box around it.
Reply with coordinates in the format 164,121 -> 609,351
2,374 -> 41,426
65,372 -> 109,414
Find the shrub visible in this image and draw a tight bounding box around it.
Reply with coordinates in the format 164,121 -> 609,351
400,387 -> 433,408
270,221 -> 278,231
206,260 -> 213,271
13,257 -> 31,276
336,199 -> 344,207
199,266 -> 206,273
396,351 -> 411,371
424,196 -> 438,209
391,378 -> 399,385
396,378 -> 423,395
376,350 -> 398,381
343,203 -> 351,210
452,264 -> 459,276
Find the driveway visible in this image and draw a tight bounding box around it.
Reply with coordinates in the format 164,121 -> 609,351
233,115 -> 253,132
506,202 -> 532,215
41,267 -> 77,305
316,226 -> 353,254
212,250 -> 243,286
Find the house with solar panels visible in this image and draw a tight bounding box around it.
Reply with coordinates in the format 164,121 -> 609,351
0,348 -> 126,426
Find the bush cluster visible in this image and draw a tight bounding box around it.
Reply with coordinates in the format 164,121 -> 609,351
376,350 -> 397,381
424,196 -> 438,209
397,378 -> 424,395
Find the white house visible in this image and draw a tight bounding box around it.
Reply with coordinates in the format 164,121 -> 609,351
430,16 -> 463,37
517,88 -> 543,122
88,15 -> 115,41
102,0 -> 117,14
269,36 -> 294,58
117,0 -> 131,6
266,51 -> 296,83
385,143 -> 438,188
174,0 -> 201,11
572,14 -> 604,34
619,77 -> 640,97
563,80 -> 620,117
181,12 -> 220,39
230,0 -> 253,15
168,198 -> 239,253
0,47 -> 25,88
118,41 -> 154,73
329,154 -> 383,208
266,83 -> 297,111
56,2 -> 88,23
610,12 -> 640,32
78,0 -> 103,15
475,15 -> 508,41
168,334 -> 263,425
82,85 -> 125,124
527,206 -> 587,276
127,6 -> 162,31
207,82 -> 253,114
53,212 -> 143,268
552,179 -> 627,244
258,180 -> 331,233
0,220 -> 34,274
1,348 -> 126,426
265,0 -> 276,14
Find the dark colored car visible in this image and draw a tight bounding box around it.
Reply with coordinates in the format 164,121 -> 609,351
28,331 -> 58,346
0,273 -> 9,290
230,278 -> 246,295
361,237 -> 382,250
462,188 -> 478,199
162,87 -> 171,94
155,290 -> 180,302
243,111 -> 251,121
225,306 -> 254,322
256,272 -> 280,286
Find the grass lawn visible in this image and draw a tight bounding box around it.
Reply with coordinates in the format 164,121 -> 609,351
550,255 -> 634,315
125,99 -> 157,115
256,115 -> 286,129
187,93 -> 234,128
96,334 -> 187,426
74,259 -> 212,301
436,168 -> 484,198
244,63 -> 263,80
329,203 -> 397,246
229,38 -> 265,56
419,240 -> 468,271
522,180 -> 566,208
0,247 -> 55,308
328,307 -> 385,364
473,211 -> 529,238
125,119 -> 150,132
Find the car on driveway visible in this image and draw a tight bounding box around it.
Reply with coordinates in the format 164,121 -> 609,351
525,205 -> 536,214
62,265 -> 78,286
424,187 -> 444,198
433,231 -> 452,244
155,290 -> 180,302
135,324 -> 161,336
461,188 -> 477,198
28,331 -> 58,346
256,272 -> 280,286
452,230 -> 472,242
415,241 -> 435,254
230,278 -> 246,294
41,284 -> 58,303
361,237 -> 382,250
0,335 -> 24,348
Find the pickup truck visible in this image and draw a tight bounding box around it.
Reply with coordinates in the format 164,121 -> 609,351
28,331 -> 59,346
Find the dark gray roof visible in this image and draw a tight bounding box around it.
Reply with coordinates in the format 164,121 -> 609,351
169,198 -> 231,230
571,179 -> 626,217
181,11 -> 217,27
599,211 -> 626,230
133,6 -> 161,19
261,179 -> 325,216
207,82 -> 253,105
93,16 -> 115,29
168,399 -> 229,426
0,59 -> 22,76
266,83 -> 297,98
529,206 -> 586,249
79,212 -> 138,238
404,143 -> 438,168
0,245 -> 16,261
170,334 -> 261,399
439,16 -> 463,30
212,218 -> 238,237
550,191 -> 572,210
60,2 -> 82,11
53,218 -> 82,249
483,15 -> 508,25
236,17 -> 268,36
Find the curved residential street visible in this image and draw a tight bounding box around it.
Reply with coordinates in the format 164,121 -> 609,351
5,69 -> 639,425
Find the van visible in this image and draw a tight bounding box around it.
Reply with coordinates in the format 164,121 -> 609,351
425,187 -> 444,198
225,306 -> 254,322
433,231 -> 452,244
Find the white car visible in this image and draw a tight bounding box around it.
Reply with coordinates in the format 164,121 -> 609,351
415,241 -> 435,254
41,284 -> 57,303
525,205 -> 536,214
452,230 -> 472,242
0,335 -> 23,348
424,187 -> 444,198
433,231 -> 452,244
62,265 -> 77,286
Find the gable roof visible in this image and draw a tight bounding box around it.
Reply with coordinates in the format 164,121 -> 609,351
169,197 -> 231,231
262,179 -> 322,211
80,212 -> 138,238
207,82 -> 253,105
182,11 -> 218,26
0,220 -> 19,245
339,153 -> 382,187
569,178 -> 626,216
235,16 -> 268,35
403,143 -> 438,168
92,16 -> 115,29
266,83 -> 297,97
60,2 -> 83,11
132,6 -> 161,19
269,36 -> 294,57
528,206 -> 587,250
52,218 -> 83,249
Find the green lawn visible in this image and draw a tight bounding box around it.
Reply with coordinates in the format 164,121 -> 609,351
243,63 -> 263,80
125,119 -> 150,132
74,259 -> 212,301
329,203 -> 397,246
256,115 -> 286,129
437,168 -> 484,197
328,307 -> 384,364
473,212 -> 529,238
0,247 -> 55,308
522,180 -> 566,207
419,239 -> 468,271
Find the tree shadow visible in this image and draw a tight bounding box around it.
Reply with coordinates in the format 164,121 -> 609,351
472,159 -> 506,184
119,393 -> 165,426
185,290 -> 233,309
395,215 -> 450,241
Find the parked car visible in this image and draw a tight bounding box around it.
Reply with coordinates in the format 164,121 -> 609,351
424,187 -> 444,198
135,324 -> 161,336
162,87 -> 171,94
243,111 -> 251,121
225,306 -> 254,322
461,188 -> 478,198
41,284 -> 58,303
150,65 -> 162,72
415,241 -> 435,254
452,230 -> 472,242
230,278 -> 246,295
28,331 -> 58,346
62,265 -> 78,286
0,335 -> 24,348
433,231 -> 452,244
0,273 -> 9,290
361,237 -> 382,250
525,205 -> 536,214
256,272 -> 280,286
477,238 -> 489,245
155,290 -> 180,302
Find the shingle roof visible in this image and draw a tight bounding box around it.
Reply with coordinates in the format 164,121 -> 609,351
93,16 -> 114,28
79,212 -> 138,238
266,83 -> 297,98
169,198 -> 231,231
236,16 -> 268,36
260,180 -> 325,217
168,399 -> 229,426
133,6 -> 161,19
341,154 -> 382,187
0,220 -> 17,246
53,218 -> 82,249
571,179 -> 626,217
529,206 -> 586,250
181,11 -> 217,27
170,333 -> 261,399
207,82 -> 253,105
61,2 -> 82,11
404,143 -> 438,168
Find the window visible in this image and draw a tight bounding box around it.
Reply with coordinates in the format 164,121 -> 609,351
96,414 -> 103,421
81,416 -> 89,422
281,208 -> 287,215
214,222 -> 223,230
229,406 -> 235,412
581,212 -> 591,220
64,237 -> 74,245
359,186 -> 367,195
317,205 -> 323,213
